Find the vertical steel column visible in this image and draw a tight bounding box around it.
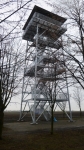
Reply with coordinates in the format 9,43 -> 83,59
33,24 -> 39,124
66,74 -> 73,121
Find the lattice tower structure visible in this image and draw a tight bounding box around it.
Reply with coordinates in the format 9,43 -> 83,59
19,5 -> 72,123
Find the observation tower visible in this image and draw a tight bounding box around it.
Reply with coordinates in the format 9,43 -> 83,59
19,5 -> 72,123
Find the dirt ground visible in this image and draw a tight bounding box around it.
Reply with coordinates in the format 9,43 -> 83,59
3,111 -> 84,132
1,111 -> 84,150
4,119 -> 84,133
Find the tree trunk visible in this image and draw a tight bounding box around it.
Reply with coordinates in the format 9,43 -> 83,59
0,110 -> 4,140
0,79 -> 4,140
51,105 -> 54,135
63,111 -> 65,118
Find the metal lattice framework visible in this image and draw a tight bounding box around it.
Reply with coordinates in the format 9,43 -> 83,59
19,5 -> 72,123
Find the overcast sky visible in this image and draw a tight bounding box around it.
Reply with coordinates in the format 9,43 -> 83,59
1,0 -> 83,112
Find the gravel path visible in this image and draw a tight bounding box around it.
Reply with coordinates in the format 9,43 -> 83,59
4,119 -> 84,132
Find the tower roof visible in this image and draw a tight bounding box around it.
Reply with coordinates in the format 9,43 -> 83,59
23,5 -> 66,30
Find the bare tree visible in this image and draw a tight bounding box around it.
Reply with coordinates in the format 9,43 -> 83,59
63,0 -> 84,90
45,76 -> 57,135
49,0 -> 84,89
62,0 -> 84,89
0,0 -> 33,42
0,38 -> 24,139
38,50 -> 71,134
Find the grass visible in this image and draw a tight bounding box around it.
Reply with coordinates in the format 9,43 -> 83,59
0,127 -> 84,150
